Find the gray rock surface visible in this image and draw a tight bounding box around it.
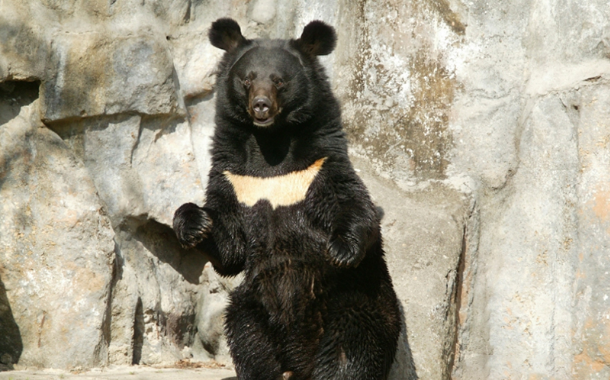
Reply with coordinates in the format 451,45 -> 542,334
0,92 -> 115,369
40,32 -> 180,122
1,0 -> 609,378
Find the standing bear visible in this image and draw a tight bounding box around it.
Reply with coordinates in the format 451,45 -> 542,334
173,18 -> 401,380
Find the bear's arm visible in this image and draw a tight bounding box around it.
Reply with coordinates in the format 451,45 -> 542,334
308,161 -> 380,267
173,170 -> 247,276
197,172 -> 249,276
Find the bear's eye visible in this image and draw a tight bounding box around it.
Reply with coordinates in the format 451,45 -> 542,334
243,78 -> 251,88
274,78 -> 285,89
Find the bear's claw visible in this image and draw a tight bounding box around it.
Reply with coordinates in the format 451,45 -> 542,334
173,202 -> 213,248
327,232 -> 365,268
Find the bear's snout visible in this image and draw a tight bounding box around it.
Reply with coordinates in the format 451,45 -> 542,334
248,80 -> 280,127
253,96 -> 271,116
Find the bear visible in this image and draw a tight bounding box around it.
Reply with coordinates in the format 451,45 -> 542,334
173,18 -> 401,380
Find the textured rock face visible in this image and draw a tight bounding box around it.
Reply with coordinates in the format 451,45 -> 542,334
0,85 -> 115,369
1,0 -> 609,378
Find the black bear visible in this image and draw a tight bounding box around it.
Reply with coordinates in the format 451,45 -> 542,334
173,18 -> 401,380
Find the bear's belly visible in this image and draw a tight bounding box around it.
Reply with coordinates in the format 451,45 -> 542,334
246,257 -> 326,324
241,197 -> 329,260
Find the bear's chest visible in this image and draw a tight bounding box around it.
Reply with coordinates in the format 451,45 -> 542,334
223,157 -> 326,210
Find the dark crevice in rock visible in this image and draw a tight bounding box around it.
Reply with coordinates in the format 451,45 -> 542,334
130,120 -> 144,166
447,224 -> 468,378
0,80 -> 40,126
132,297 -> 144,365
183,0 -> 192,24
448,198 -> 481,378
98,240 -> 122,364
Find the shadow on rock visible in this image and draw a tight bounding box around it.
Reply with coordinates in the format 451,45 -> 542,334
133,218 -> 207,284
0,80 -> 40,126
390,301 -> 418,379
0,277 -> 22,371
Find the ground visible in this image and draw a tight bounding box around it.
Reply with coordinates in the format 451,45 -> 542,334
0,365 -> 237,380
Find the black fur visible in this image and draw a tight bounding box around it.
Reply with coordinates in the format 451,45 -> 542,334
174,19 -> 400,380
296,20 -> 337,56
209,18 -> 246,52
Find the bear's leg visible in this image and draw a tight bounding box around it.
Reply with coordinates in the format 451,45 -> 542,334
276,317 -> 322,380
225,292 -> 283,380
311,300 -> 399,380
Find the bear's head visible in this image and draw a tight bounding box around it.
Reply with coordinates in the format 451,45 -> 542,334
209,18 -> 337,129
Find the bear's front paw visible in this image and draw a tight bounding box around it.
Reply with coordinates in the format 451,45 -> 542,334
173,203 -> 213,248
327,232 -> 365,268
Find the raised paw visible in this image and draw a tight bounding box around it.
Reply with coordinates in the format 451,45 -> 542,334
327,232 -> 366,268
173,202 -> 213,248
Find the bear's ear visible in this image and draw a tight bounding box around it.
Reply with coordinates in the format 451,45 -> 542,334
209,18 -> 246,52
296,20 -> 337,56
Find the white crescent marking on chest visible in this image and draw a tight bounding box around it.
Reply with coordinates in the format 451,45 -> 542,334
224,158 -> 327,209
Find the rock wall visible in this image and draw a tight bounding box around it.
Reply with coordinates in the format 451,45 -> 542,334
0,0 -> 609,378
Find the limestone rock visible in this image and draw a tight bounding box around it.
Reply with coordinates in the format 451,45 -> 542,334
355,157 -> 470,379
0,4 -> 49,81
193,265 -> 243,365
106,219 -> 206,366
40,32 -> 180,122
0,86 -> 115,369
48,114 -> 205,228
46,111 -> 209,366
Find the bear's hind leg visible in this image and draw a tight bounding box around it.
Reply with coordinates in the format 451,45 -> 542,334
311,302 -> 399,380
225,295 -> 284,380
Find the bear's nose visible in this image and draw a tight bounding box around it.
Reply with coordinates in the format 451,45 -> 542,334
253,96 -> 271,114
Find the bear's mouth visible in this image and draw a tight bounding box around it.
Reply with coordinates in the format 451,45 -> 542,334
253,116 -> 275,127
251,107 -> 282,127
